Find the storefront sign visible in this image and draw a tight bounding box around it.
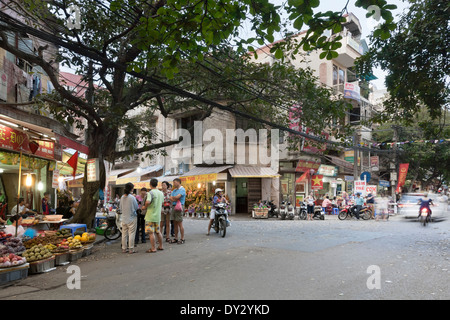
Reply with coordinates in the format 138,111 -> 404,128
52,169 -> 60,189
0,124 -> 55,159
379,180 -> 390,187
365,185 -> 377,196
354,180 -> 366,195
317,165 -> 338,177
344,82 -> 361,101
295,160 -> 321,172
180,173 -> 218,185
311,175 -> 323,190
370,156 -> 379,171
86,158 -> 100,182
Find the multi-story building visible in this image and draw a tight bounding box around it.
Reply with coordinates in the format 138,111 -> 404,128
0,5 -> 88,215
250,13 -> 379,206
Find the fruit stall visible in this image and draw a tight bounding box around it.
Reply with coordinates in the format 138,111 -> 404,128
0,228 -> 96,285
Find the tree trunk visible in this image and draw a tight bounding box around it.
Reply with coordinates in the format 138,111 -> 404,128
72,125 -> 117,228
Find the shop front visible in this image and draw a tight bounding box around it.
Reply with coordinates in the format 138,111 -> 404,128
180,165 -> 231,216
280,160 -> 321,209
0,123 -> 58,217
228,165 -> 280,214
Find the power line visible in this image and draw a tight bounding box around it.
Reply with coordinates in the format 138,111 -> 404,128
0,9 -> 395,155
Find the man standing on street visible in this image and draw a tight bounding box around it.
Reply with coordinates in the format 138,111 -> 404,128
169,178 -> 186,244
354,193 -> 364,220
144,179 -> 164,253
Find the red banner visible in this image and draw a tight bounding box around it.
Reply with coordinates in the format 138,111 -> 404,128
396,163 -> 409,193
311,175 -> 323,190
0,124 -> 55,160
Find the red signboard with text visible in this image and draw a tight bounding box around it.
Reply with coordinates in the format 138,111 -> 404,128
0,124 -> 55,160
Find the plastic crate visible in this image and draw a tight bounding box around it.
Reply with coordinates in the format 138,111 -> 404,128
0,263 -> 29,285
69,249 -> 83,262
54,252 -> 70,266
82,244 -> 93,257
29,257 -> 56,274
96,227 -> 106,235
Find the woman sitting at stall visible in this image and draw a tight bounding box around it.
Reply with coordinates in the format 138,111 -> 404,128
4,215 -> 25,238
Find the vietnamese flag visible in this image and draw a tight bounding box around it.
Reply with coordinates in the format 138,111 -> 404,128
296,171 -> 309,183
67,151 -> 79,178
311,175 -> 323,190
396,163 -> 409,193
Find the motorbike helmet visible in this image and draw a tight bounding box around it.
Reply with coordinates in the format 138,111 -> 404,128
215,188 -> 223,194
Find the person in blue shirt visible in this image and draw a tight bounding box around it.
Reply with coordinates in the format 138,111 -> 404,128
169,178 -> 186,244
354,193 -> 365,220
417,193 -> 434,217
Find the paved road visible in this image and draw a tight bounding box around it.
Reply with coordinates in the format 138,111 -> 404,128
1,213 -> 449,300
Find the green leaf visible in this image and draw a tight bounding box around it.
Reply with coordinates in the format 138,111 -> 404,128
275,48 -> 283,59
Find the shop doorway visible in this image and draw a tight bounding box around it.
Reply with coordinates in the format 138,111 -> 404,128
236,178 -> 248,214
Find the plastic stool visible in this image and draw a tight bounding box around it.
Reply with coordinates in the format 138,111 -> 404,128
60,224 -> 87,236
332,208 -> 339,215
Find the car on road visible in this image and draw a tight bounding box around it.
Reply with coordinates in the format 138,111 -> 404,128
398,192 -> 448,220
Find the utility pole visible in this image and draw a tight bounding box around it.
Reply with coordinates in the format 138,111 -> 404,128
391,125 -> 399,201
353,129 -> 361,182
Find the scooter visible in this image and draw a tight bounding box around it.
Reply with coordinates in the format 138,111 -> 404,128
338,204 -> 371,220
265,200 -> 278,218
279,201 -> 287,220
286,202 -> 295,220
418,207 -> 431,226
298,201 -> 307,220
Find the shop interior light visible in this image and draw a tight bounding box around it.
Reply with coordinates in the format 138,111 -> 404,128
213,181 -> 216,186
25,173 -> 32,187
0,169 -> 4,173
37,181 -> 44,191
197,183 -> 201,189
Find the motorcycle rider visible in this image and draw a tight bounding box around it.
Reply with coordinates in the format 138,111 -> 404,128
354,193 -> 364,220
417,193 -> 434,218
206,188 -> 228,236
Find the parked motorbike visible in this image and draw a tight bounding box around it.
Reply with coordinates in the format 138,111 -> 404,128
419,207 -> 431,226
264,200 -> 278,218
104,209 -> 122,240
279,201 -> 287,220
298,201 -> 307,220
298,202 -> 324,220
338,204 -> 371,220
212,202 -> 229,237
286,202 -> 295,220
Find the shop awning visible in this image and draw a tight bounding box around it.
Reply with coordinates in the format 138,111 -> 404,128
181,165 -> 233,177
228,165 -> 280,178
114,165 -> 163,185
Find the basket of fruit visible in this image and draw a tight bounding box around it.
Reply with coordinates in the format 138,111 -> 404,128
0,237 -> 26,255
0,253 -> 27,268
56,228 -> 72,238
22,244 -> 54,263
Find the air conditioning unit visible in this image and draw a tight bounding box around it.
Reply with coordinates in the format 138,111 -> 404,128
170,167 -> 177,175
